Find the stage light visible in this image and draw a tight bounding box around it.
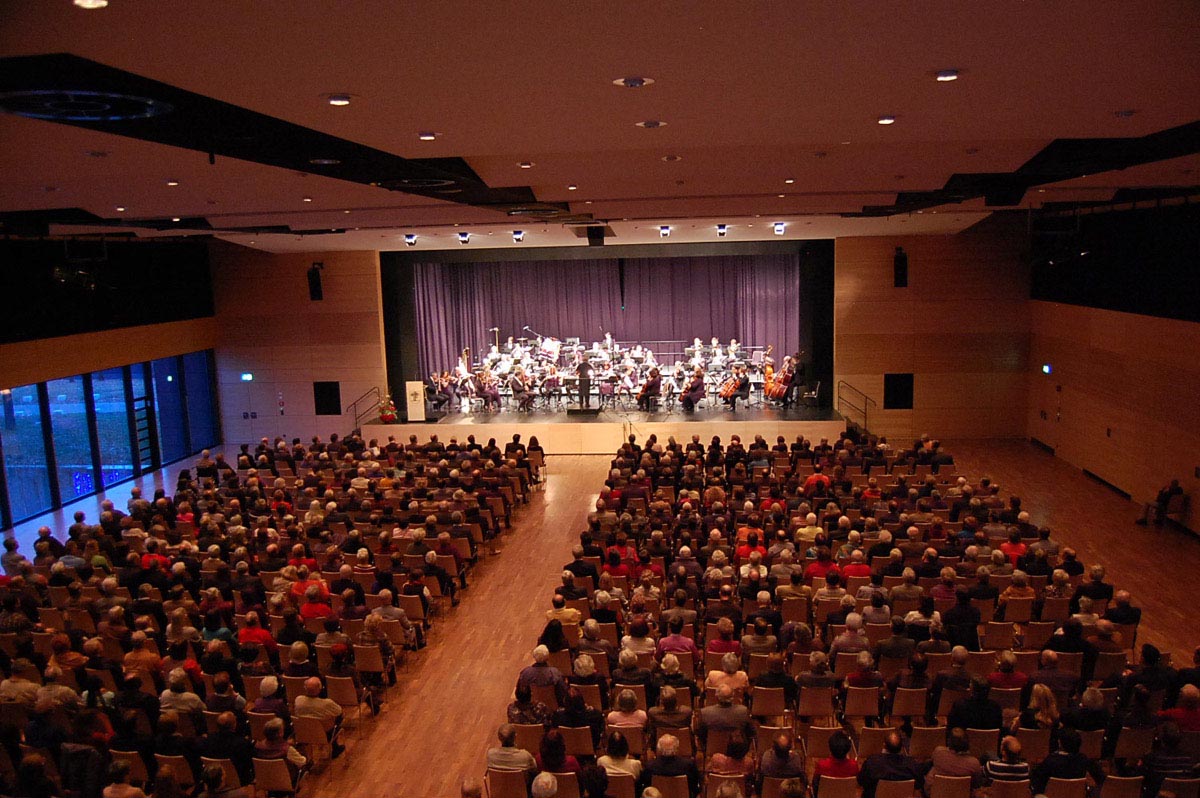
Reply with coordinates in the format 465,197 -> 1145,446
659,225 -> 671,238
166,179 -> 179,187
935,69 -> 959,82
404,234 -> 417,246
512,230 -> 525,243
878,115 -> 896,125
115,206 -> 126,212
240,373 -> 254,382
171,217 -> 181,222
518,161 -> 534,169
1042,364 -> 1053,375
166,375 -> 173,383
418,132 -> 437,141
773,222 -> 786,235
327,94 -> 352,107
302,196 -> 313,202
458,231 -> 471,244
716,224 -> 728,237
74,0 -> 108,8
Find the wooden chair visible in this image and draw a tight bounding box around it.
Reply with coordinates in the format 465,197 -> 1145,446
281,675 -> 309,707
109,749 -> 150,787
651,774 -> 690,798
1045,778 -> 1089,798
876,780 -> 917,798
797,685 -> 836,721
294,715 -> 337,765
1078,728 -> 1106,760
857,726 -> 897,759
929,774 -> 972,798
326,675 -> 366,732
1113,725 -> 1157,761
247,711 -> 276,741
967,727 -> 1001,759
761,776 -> 789,798
608,771 -> 636,798
991,780 -> 1032,798
1163,780 -> 1200,798
991,688 -> 1023,714
751,686 -> 789,718
843,686 -> 882,722
487,767 -> 531,798
890,687 -> 929,721
1016,726 -> 1052,763
804,725 -> 846,761
983,622 -> 1015,651
254,756 -> 299,795
551,771 -> 582,798
909,726 -> 948,760
816,776 -> 860,798
1099,776 -> 1144,798
706,773 -> 748,798
559,725 -> 596,759
1092,651 -> 1129,683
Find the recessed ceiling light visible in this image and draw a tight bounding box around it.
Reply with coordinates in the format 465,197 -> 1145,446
512,230 -> 525,242
716,224 -> 728,237
567,184 -> 578,191
659,225 -> 671,238
73,0 -> 108,8
404,234 -> 417,246
326,94 -> 352,107
935,69 -> 959,82
784,178 -> 795,184
115,206 -> 126,212
636,120 -> 666,129
877,115 -> 896,125
166,179 -> 180,187
518,161 -> 534,169
302,196 -> 313,202
458,231 -> 471,244
584,201 -> 593,205
777,194 -> 786,198
773,222 -> 786,235
309,158 -> 341,166
1038,189 -> 1046,193
612,76 -> 655,89
417,132 -> 437,141
343,209 -> 351,214
249,241 -> 255,245
171,216 -> 181,222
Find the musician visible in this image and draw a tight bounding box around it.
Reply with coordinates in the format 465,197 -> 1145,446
722,364 -> 751,412
456,348 -> 473,382
428,372 -> 450,411
503,335 -> 516,353
485,344 -> 501,364
476,368 -> 501,412
540,364 -> 562,399
619,366 -> 638,399
680,367 -> 707,412
637,368 -> 661,412
781,351 -> 803,407
603,331 -> 615,351
728,338 -> 741,359
508,368 -> 534,412
576,360 -> 593,408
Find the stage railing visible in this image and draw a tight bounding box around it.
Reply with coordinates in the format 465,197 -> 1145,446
836,380 -> 875,432
345,385 -> 384,430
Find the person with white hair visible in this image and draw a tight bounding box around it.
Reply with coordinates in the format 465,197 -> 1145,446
829,612 -> 870,661
517,645 -> 567,705
639,733 -> 701,795
531,772 -> 558,798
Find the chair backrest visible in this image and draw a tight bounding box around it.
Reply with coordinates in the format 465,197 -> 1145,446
325,675 -> 360,709
967,727 -> 1001,759
1113,725 -> 1157,760
651,774 -> 690,798
706,773 -> 747,798
1045,778 -> 1089,798
1162,779 -> 1200,798
253,757 -> 295,794
891,687 -> 929,719
1016,726 -> 1052,763
1099,776 -> 1144,798
909,726 -> 948,760
551,771 -> 582,798
752,686 -> 788,717
797,685 -> 835,718
876,779 -> 918,798
608,771 -> 636,798
559,725 -> 595,758
844,686 -> 881,718
353,644 -> 386,674
281,675 -> 308,706
929,774 -> 972,798
293,714 -> 331,747
247,711 -> 275,741
817,775 -> 859,798
990,779 -> 1032,798
486,768 -> 530,798
109,749 -> 149,787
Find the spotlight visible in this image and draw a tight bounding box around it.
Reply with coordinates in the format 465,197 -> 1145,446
567,184 -> 578,191
165,179 -> 179,187
1042,364 -> 1053,375
171,217 -> 181,222
773,222 -> 786,235
877,115 -> 896,125
302,196 -> 313,202
458,231 -> 471,244
73,0 -> 108,8
115,206 -> 126,212
935,69 -> 959,82
240,373 -> 254,382
326,94 -> 352,106
404,234 -> 417,246
659,225 -> 671,238
512,230 -> 525,243
518,161 -> 534,169
418,131 -> 437,141
716,224 -> 728,237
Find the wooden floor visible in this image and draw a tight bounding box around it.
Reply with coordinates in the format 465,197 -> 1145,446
300,440 -> 1200,797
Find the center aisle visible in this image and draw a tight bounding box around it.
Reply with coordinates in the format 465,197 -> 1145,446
305,454 -> 612,798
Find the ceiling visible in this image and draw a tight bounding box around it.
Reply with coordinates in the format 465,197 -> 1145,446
1,1 -> 1197,252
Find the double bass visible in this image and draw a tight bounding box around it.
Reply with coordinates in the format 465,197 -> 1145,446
767,356 -> 794,400
718,371 -> 740,399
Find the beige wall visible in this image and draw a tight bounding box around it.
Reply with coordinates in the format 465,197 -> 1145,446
208,242 -> 388,443
0,317 -> 219,391
833,226 -> 1030,441
1027,301 -> 1200,528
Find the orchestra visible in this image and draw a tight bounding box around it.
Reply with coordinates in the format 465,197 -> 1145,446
426,331 -> 807,414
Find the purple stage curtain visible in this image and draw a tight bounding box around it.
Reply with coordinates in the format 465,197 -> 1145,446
412,254 -> 800,373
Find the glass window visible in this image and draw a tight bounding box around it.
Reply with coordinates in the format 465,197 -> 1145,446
183,351 -> 218,451
0,384 -> 51,521
47,375 -> 94,503
92,368 -> 134,487
151,356 -> 187,463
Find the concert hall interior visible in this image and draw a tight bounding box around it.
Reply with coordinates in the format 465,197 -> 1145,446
0,4 -> 1199,797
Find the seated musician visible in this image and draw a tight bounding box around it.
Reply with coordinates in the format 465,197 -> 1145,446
476,369 -> 501,411
508,368 -> 534,412
681,367 -> 707,412
722,365 -> 752,412
428,372 -> 450,411
637,368 -> 661,412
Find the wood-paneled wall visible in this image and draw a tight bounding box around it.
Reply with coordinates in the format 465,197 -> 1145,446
208,242 -> 388,443
833,226 -> 1030,441
0,317 -> 219,390
1027,300 -> 1200,529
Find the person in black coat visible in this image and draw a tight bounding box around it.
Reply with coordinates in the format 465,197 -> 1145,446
947,677 -> 1004,733
639,732 -> 702,796
198,711 -> 256,785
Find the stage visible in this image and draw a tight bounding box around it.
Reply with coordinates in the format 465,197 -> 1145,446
363,403 -> 847,455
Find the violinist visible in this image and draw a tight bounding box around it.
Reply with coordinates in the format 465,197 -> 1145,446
539,364 -> 562,400
508,367 -> 534,412
680,367 -> 707,412
637,367 -> 661,412
476,368 -> 501,412
429,372 -> 450,411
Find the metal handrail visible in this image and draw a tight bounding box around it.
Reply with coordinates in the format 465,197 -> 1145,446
344,386 -> 384,429
836,380 -> 876,432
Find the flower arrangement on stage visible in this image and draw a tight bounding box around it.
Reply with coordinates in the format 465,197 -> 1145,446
379,394 -> 398,423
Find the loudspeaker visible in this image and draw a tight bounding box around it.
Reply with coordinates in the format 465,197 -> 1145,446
586,226 -> 605,247
893,246 -> 908,288
307,263 -> 324,301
